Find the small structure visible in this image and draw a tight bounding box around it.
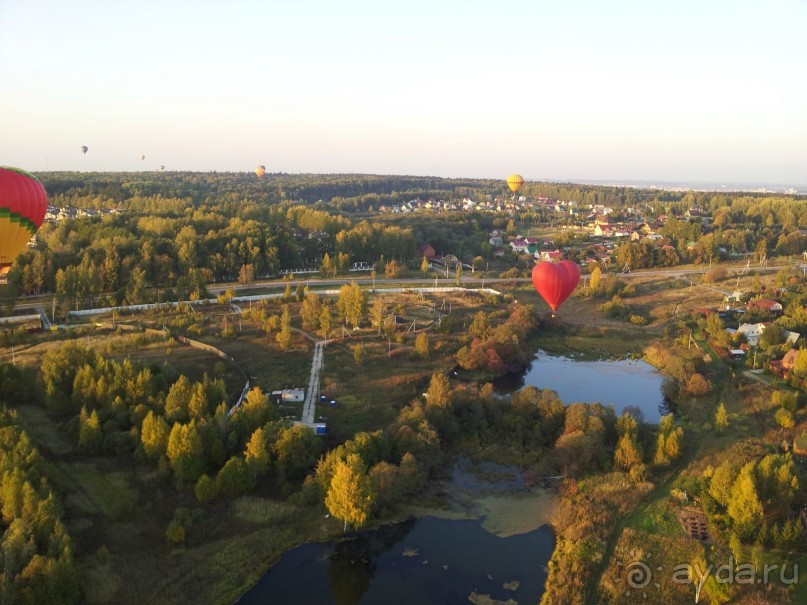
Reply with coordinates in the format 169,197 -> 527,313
679,507 -> 710,542
729,349 -> 746,360
314,423 -> 327,436
271,389 -> 305,403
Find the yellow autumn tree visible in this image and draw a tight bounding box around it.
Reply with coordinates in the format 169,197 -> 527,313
325,453 -> 374,533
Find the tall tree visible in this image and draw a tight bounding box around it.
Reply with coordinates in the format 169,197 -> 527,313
337,281 -> 366,329
714,403 -> 729,433
325,454 -> 374,533
276,305 -> 293,351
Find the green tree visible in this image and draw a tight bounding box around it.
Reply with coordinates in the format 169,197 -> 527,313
165,519 -> 185,544
325,453 -> 374,533
194,474 -> 219,503
216,456 -> 255,497
274,424 -> 322,482
78,407 -> 102,454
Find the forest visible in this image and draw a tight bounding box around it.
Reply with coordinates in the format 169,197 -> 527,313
2,172 -> 807,604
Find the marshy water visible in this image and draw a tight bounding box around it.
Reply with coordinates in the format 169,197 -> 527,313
236,516 -> 554,605
236,352 -> 665,603
237,460 -> 556,605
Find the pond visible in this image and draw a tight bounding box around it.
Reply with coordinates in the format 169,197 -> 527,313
497,351 -> 668,423
235,516 -> 555,605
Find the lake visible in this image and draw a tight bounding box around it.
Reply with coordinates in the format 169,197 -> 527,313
498,351 -> 668,423
236,516 -> 555,605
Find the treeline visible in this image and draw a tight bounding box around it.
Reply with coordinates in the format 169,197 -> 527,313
0,410 -> 80,604
36,342 -> 323,504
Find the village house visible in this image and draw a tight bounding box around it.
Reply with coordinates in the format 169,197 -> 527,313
729,322 -> 767,347
746,298 -> 783,315
418,243 -> 437,259
770,348 -> 799,377
536,249 -> 563,262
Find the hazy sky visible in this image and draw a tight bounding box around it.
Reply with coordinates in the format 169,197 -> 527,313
1,0 -> 805,184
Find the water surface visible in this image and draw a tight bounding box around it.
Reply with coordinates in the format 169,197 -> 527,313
498,351 -> 667,422
236,516 -> 554,605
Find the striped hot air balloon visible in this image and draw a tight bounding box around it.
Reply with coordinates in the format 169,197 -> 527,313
506,174 -> 524,194
0,167 -> 48,277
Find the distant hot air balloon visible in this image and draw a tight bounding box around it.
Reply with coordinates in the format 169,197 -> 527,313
81,146 -> 88,154
160,165 -> 165,172
506,174 -> 524,195
255,165 -> 266,179
140,154 -> 146,161
0,167 -> 48,277
531,260 -> 580,315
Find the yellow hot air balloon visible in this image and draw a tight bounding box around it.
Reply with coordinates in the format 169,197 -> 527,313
506,174 -> 524,195
255,165 -> 266,179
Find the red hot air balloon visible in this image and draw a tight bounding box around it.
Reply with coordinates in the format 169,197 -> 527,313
531,260 -> 580,314
0,167 -> 48,277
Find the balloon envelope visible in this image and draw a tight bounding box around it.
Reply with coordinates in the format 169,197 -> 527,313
531,260 -> 580,313
255,165 -> 266,179
506,174 -> 524,194
0,167 -> 48,276
81,146 -> 88,154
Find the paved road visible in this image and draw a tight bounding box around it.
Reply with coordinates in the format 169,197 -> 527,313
9,262 -> 805,313
301,340 -> 326,426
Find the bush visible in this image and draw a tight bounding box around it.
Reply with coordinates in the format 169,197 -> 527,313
702,267 -> 728,283
164,520 -> 185,544
629,315 -> 647,326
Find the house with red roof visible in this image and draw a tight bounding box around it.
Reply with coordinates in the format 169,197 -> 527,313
746,298 -> 783,314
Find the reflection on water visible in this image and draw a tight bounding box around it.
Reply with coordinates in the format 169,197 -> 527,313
236,517 -> 555,605
497,351 -> 667,422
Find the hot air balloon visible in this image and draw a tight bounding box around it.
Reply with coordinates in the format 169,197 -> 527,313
531,260 -> 580,315
160,165 -> 165,172
0,167 -> 48,277
81,146 -> 88,154
255,165 -> 266,179
506,174 -> 524,195
140,154 -> 146,161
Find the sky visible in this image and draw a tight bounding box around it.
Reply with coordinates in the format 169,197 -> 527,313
1,0 -> 805,185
